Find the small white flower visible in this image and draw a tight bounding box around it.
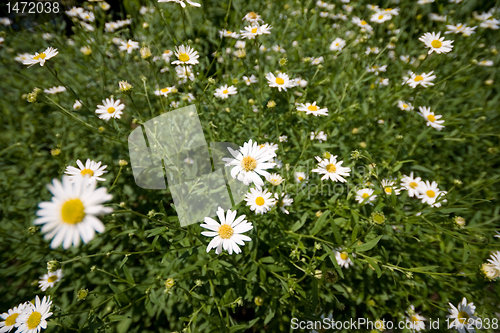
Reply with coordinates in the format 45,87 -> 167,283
310,131 -> 327,142
201,207 -> 252,255
266,173 -> 283,186
381,179 -> 401,195
312,155 -> 351,183
404,71 -> 436,88
172,45 -> 199,65
242,12 -> 263,23
265,72 -> 291,91
355,188 -> 377,204
397,100 -> 414,111
295,172 -> 308,183
334,249 -> 354,268
419,106 -> 445,131
417,180 -> 447,207
23,47 -> 58,67
44,86 -> 67,95
400,172 -> 423,197
65,159 -> 108,186
447,298 -> 478,333
0,303 -> 29,333
15,296 -> 53,333
406,305 -> 426,332
329,38 -> 346,51
38,269 -> 63,291
95,97 -> 125,121
119,39 -> 139,54
274,193 -> 293,214
419,32 -> 454,54
154,86 -> 177,97
296,102 -> 328,116
73,100 -> 83,110
242,75 -> 257,86
244,188 -> 276,214
214,85 -> 237,99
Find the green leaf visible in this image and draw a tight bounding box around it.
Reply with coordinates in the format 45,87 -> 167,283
122,265 -> 135,284
463,243 -> 470,263
310,210 -> 330,236
351,224 -> 359,244
354,235 -> 383,252
364,256 -> 382,278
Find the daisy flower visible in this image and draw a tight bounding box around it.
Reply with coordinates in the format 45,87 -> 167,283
370,12 -> 392,23
311,56 -> 324,65
486,251 -> 500,273
23,47 -> 58,67
72,100 -> 83,110
64,159 -> 107,186
445,24 -> 476,36
118,39 -> 139,54
447,298 -> 478,333
400,172 -> 423,197
381,179 -> 401,195
365,46 -> 380,55
296,102 -> 328,116
172,45 -> 199,65
406,305 -> 426,332
265,72 -> 291,91
175,65 -> 195,81
243,12 -> 263,23
355,188 -> 377,204
397,100 -> 414,111
15,296 -> 52,333
274,193 -> 293,214
242,75 -> 257,85
266,173 -> 283,186
352,17 -> 373,33
418,106 -> 445,130
34,176 -> 113,249
478,60 -> 493,67
312,155 -> 351,183
334,249 -> 354,268
201,207 -> 252,255
480,19 -> 500,29
240,24 -> 272,39
419,32 -> 454,54
295,172 -> 308,183
38,269 -> 63,291
329,38 -> 346,51
219,29 -> 240,38
404,71 -> 436,88
162,49 -> 173,62
0,303 -> 29,333
95,97 -> 125,121
244,188 -> 276,214
366,64 -> 387,75
417,180 -> 446,207
481,263 -> 499,280
214,85 -> 237,99
154,86 -> 177,97
310,131 -> 327,142
158,0 -> 201,8
223,139 -> 276,188
44,86 -> 66,95
14,53 -> 32,63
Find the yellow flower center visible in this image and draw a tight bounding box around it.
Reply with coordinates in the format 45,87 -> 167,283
161,88 -> 170,93
340,252 -> 348,260
179,53 -> 190,62
33,52 -> 47,60
427,114 -> 436,122
414,75 -> 424,82
335,43 -> 339,46
362,193 -> 369,199
403,103 -> 408,108
222,89 -> 228,94
48,275 -> 58,283
307,105 -> 318,111
426,190 -> 435,198
80,168 -> 94,177
255,196 -> 265,206
361,20 -> 367,25
241,156 -> 257,172
275,77 -> 285,85
298,176 -> 304,181
326,164 -> 336,173
251,27 -> 258,34
226,31 -> 232,34
412,315 -> 419,323
457,311 -> 469,324
218,224 -> 234,239
61,199 -> 86,224
378,15 -> 384,19
107,107 -> 115,114
431,39 -> 442,48
248,12 -> 258,20
27,311 -> 42,330
5,313 -> 19,326
409,181 -> 418,189
385,187 -> 392,193
386,8 -> 392,11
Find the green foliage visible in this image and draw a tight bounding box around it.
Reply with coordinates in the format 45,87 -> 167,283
1,0 -> 500,332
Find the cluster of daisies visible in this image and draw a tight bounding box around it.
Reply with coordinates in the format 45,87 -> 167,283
355,172 -> 447,208
0,296 -> 52,333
